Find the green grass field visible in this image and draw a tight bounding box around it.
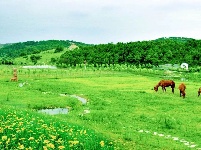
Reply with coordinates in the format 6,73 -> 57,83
1,66 -> 201,149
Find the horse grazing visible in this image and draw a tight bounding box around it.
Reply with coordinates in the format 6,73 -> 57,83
154,80 -> 175,93
179,83 -> 186,98
198,87 -> 201,97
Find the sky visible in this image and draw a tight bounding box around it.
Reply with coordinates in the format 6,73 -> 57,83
0,0 -> 201,44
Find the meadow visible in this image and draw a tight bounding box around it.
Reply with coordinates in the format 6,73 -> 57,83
1,65 -> 201,150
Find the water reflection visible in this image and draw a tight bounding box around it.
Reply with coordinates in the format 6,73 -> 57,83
59,93 -> 87,104
38,108 -> 68,115
70,95 -> 87,104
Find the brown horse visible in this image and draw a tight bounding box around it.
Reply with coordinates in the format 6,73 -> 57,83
154,80 -> 175,93
198,87 -> 201,97
179,83 -> 186,98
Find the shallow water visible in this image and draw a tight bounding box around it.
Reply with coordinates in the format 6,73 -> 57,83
38,108 -> 68,115
59,93 -> 87,104
70,95 -> 87,104
38,94 -> 87,115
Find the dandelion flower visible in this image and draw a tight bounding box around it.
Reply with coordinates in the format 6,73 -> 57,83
100,141 -> 105,147
49,135 -> 56,140
2,136 -> 7,141
6,138 -> 10,144
18,144 -> 25,149
43,140 -> 50,144
28,137 -> 34,141
0,127 -> 4,133
58,146 -> 65,149
83,130 -> 87,134
47,143 -> 55,149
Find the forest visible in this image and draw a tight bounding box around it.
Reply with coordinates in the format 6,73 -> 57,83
0,37 -> 201,68
0,40 -> 89,64
58,37 -> 201,68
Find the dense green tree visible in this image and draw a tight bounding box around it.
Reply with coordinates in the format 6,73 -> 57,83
57,37 -> 201,67
54,46 -> 64,53
30,55 -> 42,65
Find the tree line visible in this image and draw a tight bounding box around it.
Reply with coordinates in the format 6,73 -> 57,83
0,37 -> 201,67
0,40 -> 87,56
0,40 -> 89,65
57,37 -> 201,68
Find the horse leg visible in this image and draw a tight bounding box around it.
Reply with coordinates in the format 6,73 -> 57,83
171,87 -> 174,93
162,86 -> 165,92
198,91 -> 200,97
180,91 -> 182,97
182,91 -> 185,98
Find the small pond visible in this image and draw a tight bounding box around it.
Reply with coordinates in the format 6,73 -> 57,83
38,93 -> 88,115
38,108 -> 68,115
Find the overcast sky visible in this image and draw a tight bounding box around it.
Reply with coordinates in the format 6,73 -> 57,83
0,0 -> 201,44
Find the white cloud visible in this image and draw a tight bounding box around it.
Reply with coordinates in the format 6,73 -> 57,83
0,0 -> 201,44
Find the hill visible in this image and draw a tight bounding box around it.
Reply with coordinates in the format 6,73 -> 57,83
58,37 -> 201,68
1,37 -> 201,67
0,40 -> 91,58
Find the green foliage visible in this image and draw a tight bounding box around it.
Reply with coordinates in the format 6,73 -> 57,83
57,37 -> 201,67
30,54 -> 42,64
54,46 -> 64,53
0,40 -> 90,58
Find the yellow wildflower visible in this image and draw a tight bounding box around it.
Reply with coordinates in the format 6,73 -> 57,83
0,127 -> 4,133
19,138 -> 25,141
47,143 -> 55,149
42,124 -> 48,128
17,117 -> 23,121
18,144 -> 25,149
58,145 -> 65,149
18,122 -> 23,126
2,136 -> 7,141
56,138 -> 63,144
69,140 -> 79,147
100,140 -> 105,147
49,135 -> 56,140
69,128 -> 73,132
83,129 -> 87,134
43,146 -> 48,150
43,140 -> 50,144
6,138 -> 10,144
28,137 -> 34,141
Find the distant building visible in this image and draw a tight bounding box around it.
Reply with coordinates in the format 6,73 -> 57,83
180,63 -> 188,70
